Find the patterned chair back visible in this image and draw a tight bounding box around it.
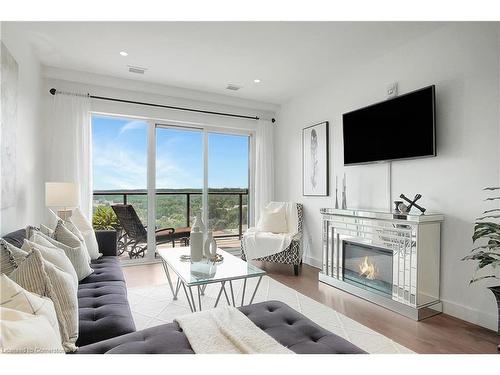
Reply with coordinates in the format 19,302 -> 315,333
111,204 -> 148,242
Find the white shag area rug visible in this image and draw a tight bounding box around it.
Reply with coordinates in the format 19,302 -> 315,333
127,275 -> 414,354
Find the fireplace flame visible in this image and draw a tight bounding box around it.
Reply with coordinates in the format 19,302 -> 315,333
359,256 -> 377,280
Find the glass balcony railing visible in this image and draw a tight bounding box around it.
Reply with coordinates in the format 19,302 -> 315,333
92,189 -> 249,241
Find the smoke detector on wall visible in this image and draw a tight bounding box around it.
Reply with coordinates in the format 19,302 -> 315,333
128,65 -> 147,74
226,84 -> 242,91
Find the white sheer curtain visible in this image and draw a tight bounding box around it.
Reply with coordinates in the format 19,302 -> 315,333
254,120 -> 274,223
48,92 -> 92,219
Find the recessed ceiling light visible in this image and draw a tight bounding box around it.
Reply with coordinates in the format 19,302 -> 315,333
253,79 -> 261,83
119,51 -> 128,56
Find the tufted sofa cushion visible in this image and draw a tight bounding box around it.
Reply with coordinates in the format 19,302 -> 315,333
79,257 -> 125,284
76,280 -> 136,347
75,322 -> 193,354
76,300 -> 364,354
239,300 -> 365,354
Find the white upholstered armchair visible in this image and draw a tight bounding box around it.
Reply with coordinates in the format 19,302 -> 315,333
241,202 -> 303,276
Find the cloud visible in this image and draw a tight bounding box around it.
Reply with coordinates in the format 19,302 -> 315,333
118,120 -> 147,135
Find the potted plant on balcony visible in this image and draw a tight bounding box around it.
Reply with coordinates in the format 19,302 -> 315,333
462,187 -> 500,350
92,206 -> 119,230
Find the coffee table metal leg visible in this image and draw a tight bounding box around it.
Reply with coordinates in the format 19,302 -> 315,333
181,282 -> 194,312
214,281 -> 225,307
229,280 -> 236,307
174,278 -> 181,300
241,278 -> 247,306
249,276 -> 263,305
162,260 -> 176,300
197,285 -> 202,311
201,284 -> 207,296
222,283 -> 231,305
188,286 -> 197,312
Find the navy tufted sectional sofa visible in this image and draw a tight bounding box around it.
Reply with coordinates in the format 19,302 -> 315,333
76,300 -> 365,354
3,228 -> 364,354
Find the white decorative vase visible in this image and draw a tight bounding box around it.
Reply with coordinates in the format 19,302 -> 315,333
204,231 -> 217,258
193,211 -> 206,234
190,225 -> 203,262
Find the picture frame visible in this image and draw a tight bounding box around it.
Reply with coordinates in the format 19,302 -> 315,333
302,121 -> 329,196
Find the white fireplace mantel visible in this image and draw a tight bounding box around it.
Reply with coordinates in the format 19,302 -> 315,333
319,208 -> 444,320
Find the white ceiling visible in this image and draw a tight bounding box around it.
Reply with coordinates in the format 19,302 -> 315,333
10,22 -> 444,105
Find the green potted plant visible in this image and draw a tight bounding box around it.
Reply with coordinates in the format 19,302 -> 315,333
462,187 -> 500,350
92,206 -> 120,230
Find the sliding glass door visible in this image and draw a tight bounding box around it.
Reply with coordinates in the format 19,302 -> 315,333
153,126 -> 250,256
155,126 -> 204,256
207,133 -> 250,251
91,114 -> 149,263
92,114 -> 251,263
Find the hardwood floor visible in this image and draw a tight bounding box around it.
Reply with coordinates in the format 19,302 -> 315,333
123,260 -> 499,354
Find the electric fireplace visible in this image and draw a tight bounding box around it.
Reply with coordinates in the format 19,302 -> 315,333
343,241 -> 393,298
319,208 -> 444,320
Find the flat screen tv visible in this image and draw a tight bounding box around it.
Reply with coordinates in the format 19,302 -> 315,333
343,85 -> 436,165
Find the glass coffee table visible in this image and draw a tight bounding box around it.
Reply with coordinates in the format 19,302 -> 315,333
157,247 -> 266,312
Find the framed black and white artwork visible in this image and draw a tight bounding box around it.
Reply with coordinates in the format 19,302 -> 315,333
302,121 -> 329,196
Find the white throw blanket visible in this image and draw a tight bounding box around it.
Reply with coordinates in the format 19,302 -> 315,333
175,306 -> 292,354
243,202 -> 298,261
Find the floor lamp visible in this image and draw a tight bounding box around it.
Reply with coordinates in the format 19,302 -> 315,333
45,182 -> 79,221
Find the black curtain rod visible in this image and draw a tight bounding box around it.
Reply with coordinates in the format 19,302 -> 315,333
49,88 -> 275,123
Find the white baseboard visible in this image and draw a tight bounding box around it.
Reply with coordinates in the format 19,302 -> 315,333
303,255 -> 322,269
441,298 -> 498,331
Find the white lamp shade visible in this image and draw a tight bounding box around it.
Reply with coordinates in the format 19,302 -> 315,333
45,182 -> 79,208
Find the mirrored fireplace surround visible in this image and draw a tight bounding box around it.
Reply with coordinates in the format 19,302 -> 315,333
319,208 -> 444,320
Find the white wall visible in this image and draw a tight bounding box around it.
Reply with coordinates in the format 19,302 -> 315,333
1,23 -> 45,235
275,23 -> 500,330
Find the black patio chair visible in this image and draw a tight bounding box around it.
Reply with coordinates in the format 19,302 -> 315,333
111,204 -> 191,259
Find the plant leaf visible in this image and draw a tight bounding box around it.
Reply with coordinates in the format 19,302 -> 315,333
470,243 -> 500,252
485,197 -> 500,201
472,222 -> 500,242
469,275 -> 500,284
483,187 -> 500,191
477,214 -> 500,220
483,208 -> 500,214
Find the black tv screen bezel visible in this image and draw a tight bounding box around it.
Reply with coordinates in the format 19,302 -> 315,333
342,85 -> 436,166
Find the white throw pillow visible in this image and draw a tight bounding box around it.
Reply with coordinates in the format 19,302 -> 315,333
0,307 -> 65,354
0,274 -> 61,341
48,209 -> 92,263
28,228 -> 93,282
257,208 -> 289,233
1,239 -> 27,275
53,220 -> 92,264
69,207 -> 102,260
22,238 -> 79,291
9,248 -> 79,352
40,224 -> 54,237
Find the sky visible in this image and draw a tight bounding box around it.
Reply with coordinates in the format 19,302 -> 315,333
92,115 -> 249,190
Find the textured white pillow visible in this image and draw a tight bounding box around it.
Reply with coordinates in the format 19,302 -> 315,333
9,248 -> 78,352
22,238 -> 79,291
257,208 -> 289,233
29,229 -> 93,282
48,209 -> 92,263
0,274 -> 61,341
1,239 -> 27,275
0,307 -> 64,354
54,220 -> 92,264
70,207 -> 102,260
